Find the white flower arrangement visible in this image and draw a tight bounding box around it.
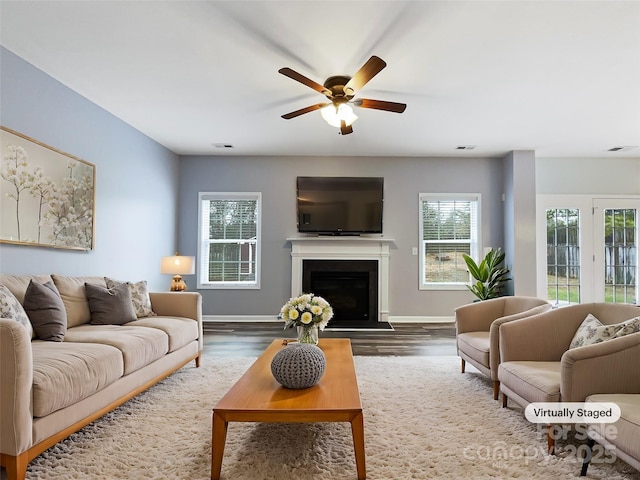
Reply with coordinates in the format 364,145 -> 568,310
280,293 -> 333,330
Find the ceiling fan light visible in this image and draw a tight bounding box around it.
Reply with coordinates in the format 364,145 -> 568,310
320,104 -> 358,128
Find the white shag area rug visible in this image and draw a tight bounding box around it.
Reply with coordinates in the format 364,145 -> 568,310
19,356 -> 640,480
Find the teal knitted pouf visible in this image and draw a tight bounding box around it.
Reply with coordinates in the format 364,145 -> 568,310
270,343 -> 326,389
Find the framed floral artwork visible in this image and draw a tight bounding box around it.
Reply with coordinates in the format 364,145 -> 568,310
0,127 -> 95,251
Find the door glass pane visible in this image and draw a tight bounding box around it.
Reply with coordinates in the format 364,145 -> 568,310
604,208 -> 637,303
546,208 -> 580,305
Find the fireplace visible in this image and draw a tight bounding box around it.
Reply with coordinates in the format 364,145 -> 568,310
303,260 -> 378,327
288,236 -> 394,326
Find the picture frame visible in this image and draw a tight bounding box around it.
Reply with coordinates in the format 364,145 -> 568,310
0,126 -> 96,251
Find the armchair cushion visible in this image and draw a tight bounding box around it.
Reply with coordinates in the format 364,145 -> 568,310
570,313 -> 640,349
456,332 -> 490,370
498,361 -> 561,403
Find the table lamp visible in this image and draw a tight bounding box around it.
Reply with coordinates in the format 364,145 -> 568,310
160,253 -> 195,291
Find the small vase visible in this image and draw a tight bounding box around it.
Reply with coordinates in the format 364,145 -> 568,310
297,324 -> 319,345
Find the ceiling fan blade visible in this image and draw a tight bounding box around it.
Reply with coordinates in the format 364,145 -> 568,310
353,98 -> 407,113
281,103 -> 328,119
343,56 -> 387,96
278,68 -> 331,96
340,120 -> 354,135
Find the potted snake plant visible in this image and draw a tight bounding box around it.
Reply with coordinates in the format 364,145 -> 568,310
462,247 -> 511,300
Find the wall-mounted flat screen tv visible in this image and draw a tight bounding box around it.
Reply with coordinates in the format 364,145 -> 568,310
296,176 -> 384,235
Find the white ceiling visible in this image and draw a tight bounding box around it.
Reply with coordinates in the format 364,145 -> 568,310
1,1 -> 639,158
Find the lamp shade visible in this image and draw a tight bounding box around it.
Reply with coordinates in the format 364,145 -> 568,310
160,255 -> 195,275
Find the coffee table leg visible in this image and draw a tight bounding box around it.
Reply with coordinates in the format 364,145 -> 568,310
351,411 -> 366,480
211,411 -> 228,480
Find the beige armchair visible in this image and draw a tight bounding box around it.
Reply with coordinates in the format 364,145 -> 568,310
498,302 -> 640,454
455,296 -> 551,400
581,393 -> 640,475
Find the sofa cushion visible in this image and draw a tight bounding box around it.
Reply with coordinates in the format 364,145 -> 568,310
457,331 -> 490,367
0,284 -> 34,338
586,394 -> 640,465
32,340 -> 124,417
85,282 -> 137,325
64,324 -> 169,374
105,277 -> 156,318
498,361 -> 561,403
52,275 -> 106,327
0,274 -> 54,304
127,316 -> 198,353
23,280 -> 67,342
570,313 -> 640,349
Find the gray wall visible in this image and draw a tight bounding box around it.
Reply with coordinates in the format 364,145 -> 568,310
0,48 -> 179,291
536,157 -> 640,195
503,151 -> 537,296
179,155 -> 507,317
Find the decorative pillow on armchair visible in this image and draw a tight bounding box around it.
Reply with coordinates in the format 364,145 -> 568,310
0,284 -> 34,338
569,313 -> 640,349
85,282 -> 137,325
23,280 -> 67,342
104,277 -> 156,318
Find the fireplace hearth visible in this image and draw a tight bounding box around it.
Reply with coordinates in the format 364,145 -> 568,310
303,259 -> 378,328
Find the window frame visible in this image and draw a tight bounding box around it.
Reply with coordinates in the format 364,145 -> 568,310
536,194 -> 640,304
418,193 -> 481,290
544,207 -> 582,306
197,192 -> 261,290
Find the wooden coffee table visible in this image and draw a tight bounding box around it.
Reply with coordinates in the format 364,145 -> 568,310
211,338 -> 366,479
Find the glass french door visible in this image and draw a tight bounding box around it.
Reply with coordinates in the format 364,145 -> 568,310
593,199 -> 639,304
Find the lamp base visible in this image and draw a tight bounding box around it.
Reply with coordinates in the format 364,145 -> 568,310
169,275 -> 187,292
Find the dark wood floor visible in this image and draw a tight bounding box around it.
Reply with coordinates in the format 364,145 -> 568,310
203,322 -> 457,357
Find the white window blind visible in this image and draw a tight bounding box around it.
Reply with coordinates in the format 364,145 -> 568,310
419,194 -> 479,288
198,192 -> 261,289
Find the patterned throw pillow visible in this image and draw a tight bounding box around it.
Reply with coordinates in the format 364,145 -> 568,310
569,313 -> 640,349
104,277 -> 156,318
0,285 -> 34,338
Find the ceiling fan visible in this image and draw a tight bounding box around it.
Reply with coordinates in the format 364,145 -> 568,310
278,56 -> 407,135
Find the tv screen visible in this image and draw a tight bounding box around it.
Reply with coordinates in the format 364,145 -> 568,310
296,176 -> 384,235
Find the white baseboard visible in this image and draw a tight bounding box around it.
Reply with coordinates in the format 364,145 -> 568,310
203,315 -> 279,323
389,316 -> 454,324
203,315 -> 454,324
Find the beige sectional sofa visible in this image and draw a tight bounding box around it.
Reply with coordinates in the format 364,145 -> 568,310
0,274 -> 203,480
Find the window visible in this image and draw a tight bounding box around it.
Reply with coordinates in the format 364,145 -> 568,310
546,208 -> 581,305
198,192 -> 261,289
419,194 -> 480,289
537,195 -> 639,304
602,207 -> 637,303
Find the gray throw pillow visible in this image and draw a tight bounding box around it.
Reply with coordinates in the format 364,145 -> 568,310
23,280 -> 67,342
85,282 -> 137,325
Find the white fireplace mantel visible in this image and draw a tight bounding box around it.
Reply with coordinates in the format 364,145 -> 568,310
287,237 -> 395,323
